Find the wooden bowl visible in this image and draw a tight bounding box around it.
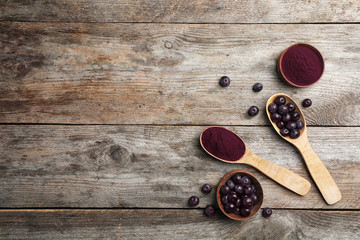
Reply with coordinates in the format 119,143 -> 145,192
217,170 -> 263,220
277,43 -> 324,87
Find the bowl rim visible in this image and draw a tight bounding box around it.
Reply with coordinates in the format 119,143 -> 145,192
277,42 -> 325,88
217,169 -> 264,220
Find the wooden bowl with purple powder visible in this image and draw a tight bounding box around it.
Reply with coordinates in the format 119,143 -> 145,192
277,43 -> 325,87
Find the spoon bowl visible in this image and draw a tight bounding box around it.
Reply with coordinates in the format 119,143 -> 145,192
266,93 -> 341,205
266,93 -> 308,142
217,169 -> 263,220
200,126 -> 311,195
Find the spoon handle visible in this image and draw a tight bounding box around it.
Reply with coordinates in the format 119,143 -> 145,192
242,152 -> 311,195
297,141 -> 341,205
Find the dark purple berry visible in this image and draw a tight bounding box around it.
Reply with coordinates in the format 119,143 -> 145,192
292,112 -> 300,121
251,185 -> 256,193
226,179 -> 235,190
302,98 -> 312,107
235,198 -> 242,208
250,194 -> 258,204
240,208 -> 251,217
242,197 -> 253,208
234,185 -> 244,195
219,76 -> 230,87
204,205 -> 215,217
241,176 -> 251,187
252,82 -> 263,92
277,105 -> 289,115
286,121 -> 297,130
228,192 -> 238,204
286,103 -> 296,113
188,196 -> 199,206
201,184 -> 212,194
220,185 -> 230,195
221,195 -> 228,205
290,129 -> 300,139
225,203 -> 235,213
276,121 -> 285,129
270,113 -> 282,123
274,96 -> 286,105
262,207 -> 272,217
244,186 -> 254,195
296,120 -> 304,130
282,113 -> 291,123
231,174 -> 242,185
248,106 -> 259,116
268,103 -> 278,114
280,128 -> 290,136
233,207 -> 241,215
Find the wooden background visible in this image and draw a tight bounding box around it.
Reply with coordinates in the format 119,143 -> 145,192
0,1 -> 359,239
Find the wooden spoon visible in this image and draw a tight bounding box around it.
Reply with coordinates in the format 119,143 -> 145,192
266,93 -> 341,205
200,126 -> 311,196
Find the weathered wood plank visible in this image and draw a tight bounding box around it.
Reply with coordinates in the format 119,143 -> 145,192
1,22 -> 359,125
0,125 -> 358,209
0,209 -> 359,239
0,0 -> 359,23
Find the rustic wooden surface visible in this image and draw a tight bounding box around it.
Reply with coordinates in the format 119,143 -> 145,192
1,22 -> 360,125
1,0 -> 360,23
1,0 -> 360,239
1,210 -> 359,240
1,125 -> 358,209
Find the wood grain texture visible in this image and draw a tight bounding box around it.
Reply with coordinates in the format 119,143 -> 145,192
0,0 -> 359,23
1,22 -> 360,125
0,125 -> 358,209
0,209 -> 359,240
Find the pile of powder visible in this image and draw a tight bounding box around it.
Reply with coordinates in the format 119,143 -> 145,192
281,45 -> 323,86
201,127 -> 245,161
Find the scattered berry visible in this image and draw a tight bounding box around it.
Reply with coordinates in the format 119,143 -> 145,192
302,98 -> 312,107
252,82 -> 263,92
248,106 -> 259,116
188,196 -> 199,206
262,207 -> 272,218
219,76 -> 231,87
204,205 -> 215,217
201,184 -> 212,194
